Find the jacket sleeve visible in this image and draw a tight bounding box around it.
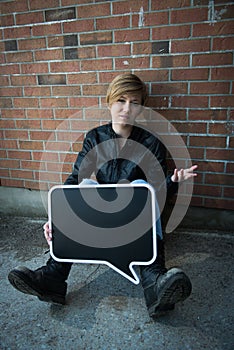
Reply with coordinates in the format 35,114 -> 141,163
64,132 -> 96,185
148,138 -> 178,198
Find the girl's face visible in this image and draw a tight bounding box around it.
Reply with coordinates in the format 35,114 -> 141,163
110,94 -> 143,127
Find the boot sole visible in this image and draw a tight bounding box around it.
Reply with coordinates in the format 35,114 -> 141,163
148,269 -> 192,318
8,270 -> 65,305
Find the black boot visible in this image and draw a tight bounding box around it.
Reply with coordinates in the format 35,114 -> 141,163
8,257 -> 72,305
140,238 -> 192,318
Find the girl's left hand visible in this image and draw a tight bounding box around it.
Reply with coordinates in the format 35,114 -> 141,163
171,165 -> 198,183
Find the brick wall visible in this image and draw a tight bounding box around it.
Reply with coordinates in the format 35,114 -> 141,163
0,0 -> 233,211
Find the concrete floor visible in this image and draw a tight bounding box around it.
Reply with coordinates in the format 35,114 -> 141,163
0,216 -> 233,350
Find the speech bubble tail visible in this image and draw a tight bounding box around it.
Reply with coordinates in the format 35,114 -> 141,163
106,261 -> 140,285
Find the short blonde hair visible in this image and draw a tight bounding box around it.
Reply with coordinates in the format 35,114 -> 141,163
106,73 -> 148,106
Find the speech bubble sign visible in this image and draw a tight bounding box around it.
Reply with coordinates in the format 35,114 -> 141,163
49,183 -> 157,284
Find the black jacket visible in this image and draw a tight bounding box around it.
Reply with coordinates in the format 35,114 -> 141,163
65,123 -> 177,197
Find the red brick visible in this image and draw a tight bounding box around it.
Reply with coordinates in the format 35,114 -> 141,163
147,96 -> 169,108
132,42 -> 152,56
11,75 -> 37,86
40,98 -> 68,108
32,23 -> 62,37
226,163 -> 234,174
24,181 -> 42,190
35,49 -> 63,61
0,119 -> 15,129
171,39 -> 210,53
193,184 -> 222,197
4,26 -> 31,39
8,150 -> 31,160
172,68 -> 209,81
63,19 -> 94,33
206,173 -> 233,186
190,136 -> 226,148
193,53 -> 233,67
190,82 -> 230,95
78,47 -> 96,59
36,171 -> 61,183
16,12 -> 44,25
151,0 -> 190,10
96,16 -> 130,30
187,147 -> 204,160
112,0 -> 149,14
48,36 -> 64,48
132,11 -> 169,27
1,63 -> 20,75
158,109 -> 186,121
171,95 -> 208,108
69,120 -> 100,132
21,160 -> 45,171
171,7 -> 207,23
213,37 -> 234,52
70,97 -> 99,108
0,14 -> 14,27
26,109 -> 54,119
0,98 -> 12,108
195,160 -> 224,173
33,151 -> 59,162
98,44 -> 130,58
1,179 -> 24,188
56,131 -> 83,142
193,21 -> 233,37
152,54 -> 189,69
115,56 -> 149,70
24,86 -> 51,97
209,123 -> 229,135
4,130 -> 28,140
14,98 -> 39,108
206,149 -> 233,161
19,140 -> 44,150
152,25 -> 190,40
152,82 -> 188,95
30,131 -> 55,141
210,96 -> 234,108
115,29 -> 150,43
15,120 -> 41,129
62,0 -> 92,5
215,4 -> 234,20
6,51 -> 33,63
52,86 -> 81,96
136,70 -> 169,82
50,61 -> 80,73
0,76 -> 10,86
21,63 -> 49,74
1,109 -> 25,119
78,3 -> 110,18
211,67 -> 234,80
0,87 -> 23,97
10,169 -> 33,180
82,84 -> 108,96
172,122 -> 207,134
42,120 -> 65,130
0,0 -> 28,14
189,110 -> 227,121
223,187 -> 234,199
81,59 -> 112,72
29,0 -> 59,10
67,72 -> 97,85
0,139 -> 18,149
44,141 -> 71,152
18,38 -> 46,51
80,31 -> 112,45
